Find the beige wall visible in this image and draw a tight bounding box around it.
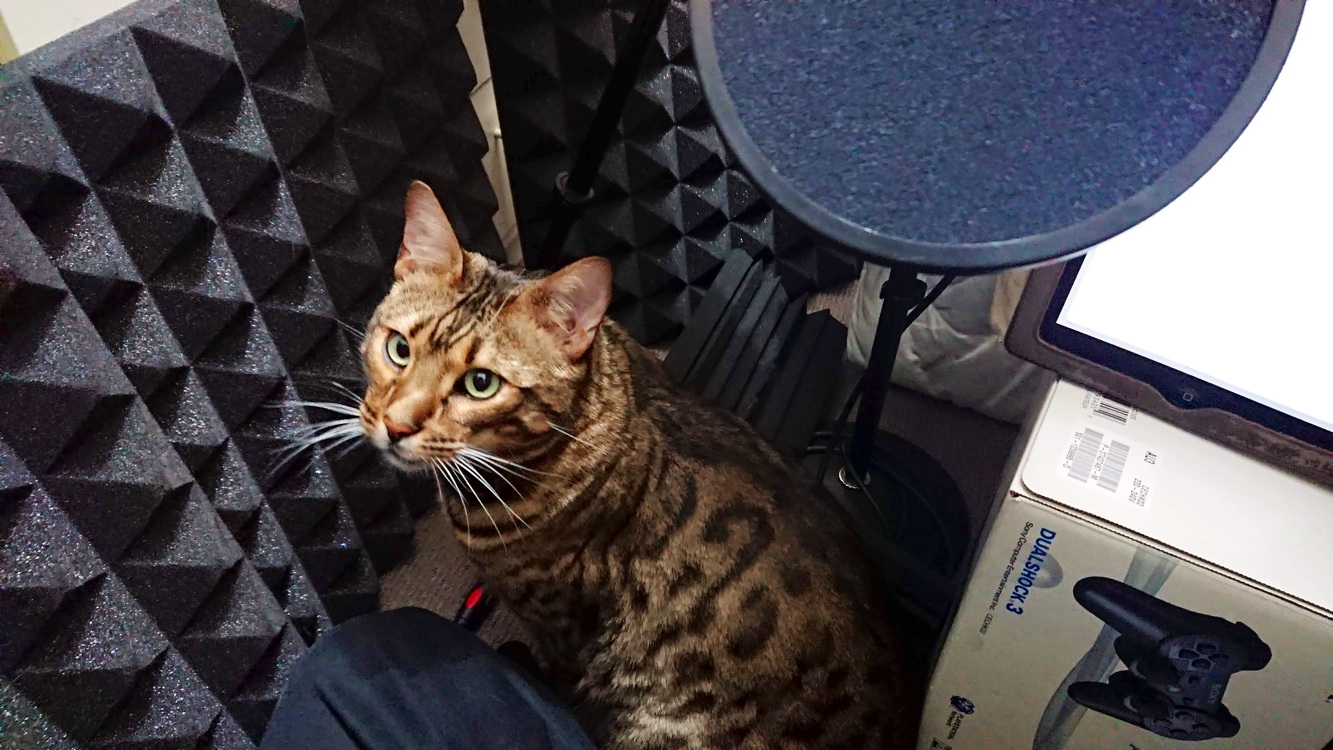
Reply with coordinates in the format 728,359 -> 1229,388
458,0 -> 521,263
0,0 -> 520,263
0,0 -> 134,54
0,16 -> 17,62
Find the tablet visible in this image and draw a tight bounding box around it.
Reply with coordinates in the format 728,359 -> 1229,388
1009,0 -> 1331,487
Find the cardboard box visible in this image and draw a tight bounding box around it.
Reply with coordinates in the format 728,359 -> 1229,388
919,381 -> 1333,750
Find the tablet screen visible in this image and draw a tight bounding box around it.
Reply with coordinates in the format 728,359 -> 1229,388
1053,0 -> 1332,436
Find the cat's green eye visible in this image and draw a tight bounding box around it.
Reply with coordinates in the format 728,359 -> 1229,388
385,332 -> 411,368
462,368 -> 501,399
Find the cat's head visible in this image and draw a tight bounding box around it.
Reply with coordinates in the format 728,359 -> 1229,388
360,181 -> 611,471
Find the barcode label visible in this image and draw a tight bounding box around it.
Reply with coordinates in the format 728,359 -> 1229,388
1097,440 -> 1131,492
1068,428 -> 1103,483
1093,398 -> 1130,425
1055,389 -> 1159,509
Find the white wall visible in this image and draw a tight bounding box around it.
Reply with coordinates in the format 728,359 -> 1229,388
0,0 -> 521,263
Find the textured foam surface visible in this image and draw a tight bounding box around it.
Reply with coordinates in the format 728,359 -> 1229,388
711,0 -> 1274,244
481,0 -> 858,344
0,0 -> 499,743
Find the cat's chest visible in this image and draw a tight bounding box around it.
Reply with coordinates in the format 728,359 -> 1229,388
475,542 -> 607,623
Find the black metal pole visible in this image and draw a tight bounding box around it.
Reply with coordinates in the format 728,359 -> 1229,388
846,266 -> 926,481
535,0 -> 674,269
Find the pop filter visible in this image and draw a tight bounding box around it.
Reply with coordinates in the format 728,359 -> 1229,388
693,0 -> 1298,272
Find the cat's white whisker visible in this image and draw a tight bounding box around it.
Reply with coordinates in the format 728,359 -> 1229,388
464,447 -> 563,479
288,416 -> 361,438
549,423 -> 596,449
269,447 -> 323,479
271,427 -> 350,473
449,457 -> 477,501
461,448 -> 561,496
467,456 -> 530,482
460,447 -> 534,480
457,455 -> 531,530
460,450 -> 524,498
286,400 -> 363,417
451,458 -> 505,544
433,459 -> 469,545
322,380 -> 367,406
443,462 -> 474,543
284,424 -> 362,450
327,432 -> 367,461
267,450 -> 307,479
336,319 -> 366,341
271,417 -> 364,477
456,457 -> 503,506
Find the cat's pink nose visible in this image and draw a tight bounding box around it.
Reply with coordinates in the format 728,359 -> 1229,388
384,419 -> 420,442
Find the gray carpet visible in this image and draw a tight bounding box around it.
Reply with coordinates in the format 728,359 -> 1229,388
380,506 -> 531,645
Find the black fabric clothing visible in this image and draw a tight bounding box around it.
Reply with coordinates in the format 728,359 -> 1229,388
260,607 -> 596,750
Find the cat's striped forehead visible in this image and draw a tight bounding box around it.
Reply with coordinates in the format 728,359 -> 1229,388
371,260 -> 527,348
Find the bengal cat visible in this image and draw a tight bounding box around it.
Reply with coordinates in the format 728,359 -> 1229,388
355,181 -> 918,749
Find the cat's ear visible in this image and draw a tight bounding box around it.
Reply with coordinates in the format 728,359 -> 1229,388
520,257 -> 612,360
396,181 -> 463,281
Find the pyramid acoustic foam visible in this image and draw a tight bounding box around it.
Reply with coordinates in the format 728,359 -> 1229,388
0,0 -> 500,744
480,0 -> 860,344
662,251 -> 844,455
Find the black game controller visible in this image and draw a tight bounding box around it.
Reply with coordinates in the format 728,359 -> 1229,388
1067,577 -> 1272,742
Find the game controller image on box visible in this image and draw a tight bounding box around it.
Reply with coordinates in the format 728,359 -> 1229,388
1066,577 -> 1273,742
924,481 -> 1333,750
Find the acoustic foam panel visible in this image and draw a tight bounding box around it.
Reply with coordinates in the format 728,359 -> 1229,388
0,0 -> 501,744
481,0 -> 859,345
662,252 -> 841,455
